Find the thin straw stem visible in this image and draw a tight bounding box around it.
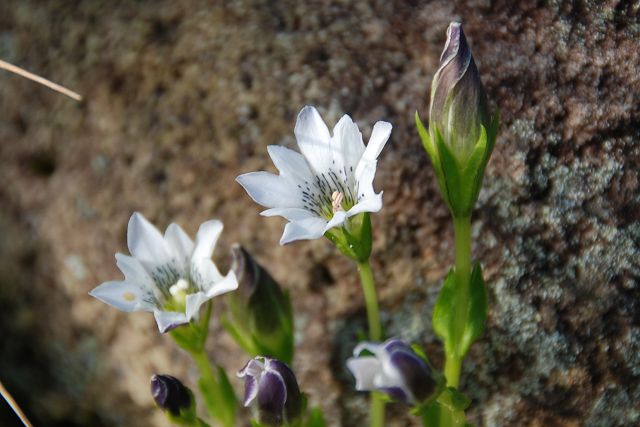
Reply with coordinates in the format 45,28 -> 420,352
0,379 -> 35,427
0,59 -> 82,101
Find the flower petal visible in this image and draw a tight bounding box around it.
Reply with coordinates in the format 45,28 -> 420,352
280,217 -> 328,245
267,145 -> 313,183
238,358 -> 265,379
323,210 -> 348,232
332,114 -> 365,176
185,272 -> 238,319
115,253 -> 155,289
192,220 -> 223,261
89,280 -> 155,312
153,310 -> 189,333
346,356 -> 382,391
353,341 -> 386,358
346,194 -> 383,217
237,172 -> 303,209
257,370 -> 287,424
261,207 -> 316,221
127,212 -> 172,267
294,106 -> 333,173
242,375 -> 259,407
164,223 -> 194,272
362,121 -> 392,162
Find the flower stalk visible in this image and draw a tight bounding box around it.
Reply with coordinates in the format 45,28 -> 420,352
444,216 -> 471,388
171,303 -> 237,427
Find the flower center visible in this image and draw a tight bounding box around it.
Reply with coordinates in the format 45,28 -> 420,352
298,167 -> 360,220
168,278 -> 190,308
331,191 -> 345,213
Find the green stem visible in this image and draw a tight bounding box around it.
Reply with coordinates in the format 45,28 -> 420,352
357,261 -> 382,341
190,349 -> 235,427
444,216 -> 472,389
356,260 -> 385,427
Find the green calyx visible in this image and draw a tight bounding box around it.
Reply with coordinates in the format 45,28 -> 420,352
324,212 -> 372,262
416,110 -> 499,219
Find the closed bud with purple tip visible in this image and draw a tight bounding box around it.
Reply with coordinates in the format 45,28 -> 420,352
238,356 -> 303,426
430,22 -> 489,163
416,22 -> 499,218
150,374 -> 193,417
346,339 -> 443,406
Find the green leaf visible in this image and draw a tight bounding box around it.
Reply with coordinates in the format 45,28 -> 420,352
417,389 -> 471,427
432,264 -> 487,359
306,408 -> 327,427
459,263 -> 487,357
432,269 -> 457,355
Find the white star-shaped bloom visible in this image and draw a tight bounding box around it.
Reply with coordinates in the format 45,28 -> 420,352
236,106 -> 392,245
90,212 -> 238,333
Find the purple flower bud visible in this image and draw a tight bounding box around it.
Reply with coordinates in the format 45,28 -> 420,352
429,22 -> 489,163
150,374 -> 192,416
237,357 -> 303,426
346,339 -> 441,405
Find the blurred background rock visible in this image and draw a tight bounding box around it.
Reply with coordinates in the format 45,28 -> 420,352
0,1 -> 638,426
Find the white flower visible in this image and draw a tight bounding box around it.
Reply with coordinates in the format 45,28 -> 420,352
346,339 -> 440,405
89,212 -> 238,333
236,106 -> 392,245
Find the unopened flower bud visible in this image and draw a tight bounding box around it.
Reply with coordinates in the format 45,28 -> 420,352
347,339 -> 443,405
416,22 -> 498,218
150,375 -> 193,417
238,357 -> 303,426
225,245 -> 294,363
430,22 -> 489,163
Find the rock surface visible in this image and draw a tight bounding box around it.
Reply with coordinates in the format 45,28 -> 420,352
0,1 -> 638,426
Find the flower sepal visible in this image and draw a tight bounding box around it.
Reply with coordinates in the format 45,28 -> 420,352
169,301 -> 212,353
416,111 -> 499,219
324,212 -> 372,262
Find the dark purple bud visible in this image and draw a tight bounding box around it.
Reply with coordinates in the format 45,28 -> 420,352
150,374 -> 192,416
429,22 -> 489,162
238,357 -> 303,426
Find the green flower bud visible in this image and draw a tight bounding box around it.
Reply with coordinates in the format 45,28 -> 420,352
416,22 -> 499,218
223,245 -> 294,364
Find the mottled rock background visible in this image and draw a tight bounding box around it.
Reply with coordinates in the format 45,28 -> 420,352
1,0 -> 639,426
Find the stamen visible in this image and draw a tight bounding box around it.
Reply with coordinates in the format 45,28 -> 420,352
331,191 -> 345,213
170,278 -> 189,296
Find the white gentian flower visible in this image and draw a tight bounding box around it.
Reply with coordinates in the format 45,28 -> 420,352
346,339 -> 441,405
90,212 -> 238,333
236,106 -> 392,245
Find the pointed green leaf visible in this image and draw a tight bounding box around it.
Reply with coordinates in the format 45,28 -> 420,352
459,263 -> 487,357
432,268 -> 457,355
433,264 -> 487,359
